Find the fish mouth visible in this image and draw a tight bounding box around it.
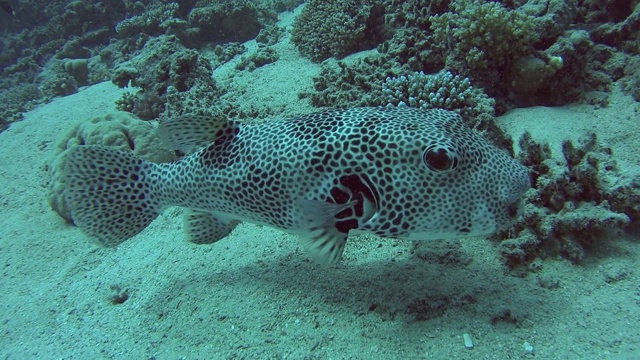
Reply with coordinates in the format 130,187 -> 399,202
501,167 -> 531,227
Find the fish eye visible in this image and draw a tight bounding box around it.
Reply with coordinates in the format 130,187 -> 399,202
423,145 -> 459,172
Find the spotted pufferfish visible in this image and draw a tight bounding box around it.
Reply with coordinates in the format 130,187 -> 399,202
60,107 -> 530,265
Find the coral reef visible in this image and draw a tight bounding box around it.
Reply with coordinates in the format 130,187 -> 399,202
507,55 -> 564,98
381,70 -> 495,121
115,3 -> 182,38
255,24 -> 284,47
589,0 -> 640,52
305,0 -> 640,112
496,132 -> 639,267
46,111 -> 176,223
622,55 -> 640,101
233,23 -> 283,72
0,84 -> 42,129
37,60 -> 79,98
0,1 -> 125,128
291,0 -> 387,62
236,48 -> 279,71
187,0 -> 276,47
63,58 -> 89,84
518,29 -> 609,107
111,35 -> 220,120
1,0 -> 640,135
0,0 -> 284,133
389,0 -> 604,108
307,54 -> 402,108
211,42 -> 247,68
429,0 -> 539,96
378,26 -> 445,74
305,1 -> 531,112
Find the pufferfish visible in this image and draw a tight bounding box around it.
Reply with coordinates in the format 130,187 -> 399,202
60,107 -> 530,265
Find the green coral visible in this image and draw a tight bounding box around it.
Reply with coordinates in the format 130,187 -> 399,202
430,0 -> 538,94
291,0 -> 386,62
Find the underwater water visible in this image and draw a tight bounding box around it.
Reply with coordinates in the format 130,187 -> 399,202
1,1 -> 639,359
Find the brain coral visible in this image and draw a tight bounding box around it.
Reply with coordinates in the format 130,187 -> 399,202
47,111 -> 176,223
291,0 -> 386,62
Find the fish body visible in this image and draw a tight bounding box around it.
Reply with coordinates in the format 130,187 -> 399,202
61,107 -> 530,265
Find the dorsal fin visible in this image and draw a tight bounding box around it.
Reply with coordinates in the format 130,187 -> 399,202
157,113 -> 231,153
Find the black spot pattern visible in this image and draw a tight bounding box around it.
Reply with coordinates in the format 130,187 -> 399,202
62,146 -> 164,247
155,107 -> 530,240
184,209 -> 238,244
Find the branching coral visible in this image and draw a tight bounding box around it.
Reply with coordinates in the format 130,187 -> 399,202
497,132 -> 638,267
381,70 -> 495,121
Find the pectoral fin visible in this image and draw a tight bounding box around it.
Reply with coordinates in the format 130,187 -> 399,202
300,229 -> 348,266
297,199 -> 355,266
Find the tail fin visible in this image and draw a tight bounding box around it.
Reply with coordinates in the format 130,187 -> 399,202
61,145 -> 164,247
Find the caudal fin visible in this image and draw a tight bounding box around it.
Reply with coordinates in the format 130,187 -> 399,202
61,145 -> 163,247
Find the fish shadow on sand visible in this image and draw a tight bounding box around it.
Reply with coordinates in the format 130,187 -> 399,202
137,248 -> 563,339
